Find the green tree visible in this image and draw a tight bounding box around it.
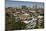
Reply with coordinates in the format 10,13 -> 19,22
11,21 -> 27,30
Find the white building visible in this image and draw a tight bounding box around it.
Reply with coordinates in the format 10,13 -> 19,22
21,16 -> 37,29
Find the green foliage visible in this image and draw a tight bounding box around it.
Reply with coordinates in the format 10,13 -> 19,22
11,21 -> 27,30
6,16 -> 27,30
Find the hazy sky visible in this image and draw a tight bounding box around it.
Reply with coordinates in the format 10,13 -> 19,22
5,0 -> 44,8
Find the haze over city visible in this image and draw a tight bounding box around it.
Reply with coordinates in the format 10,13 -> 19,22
5,0 -> 44,8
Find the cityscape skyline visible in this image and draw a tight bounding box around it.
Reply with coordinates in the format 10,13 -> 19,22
5,0 -> 44,8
